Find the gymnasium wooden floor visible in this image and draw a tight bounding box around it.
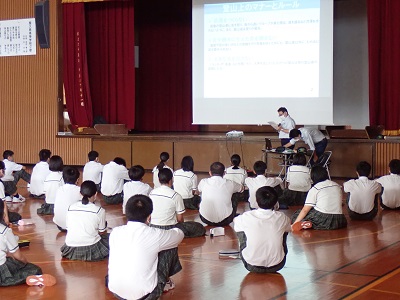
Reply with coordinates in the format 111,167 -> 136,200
3,183 -> 400,300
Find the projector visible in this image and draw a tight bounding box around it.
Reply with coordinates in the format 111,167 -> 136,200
226,130 -> 244,138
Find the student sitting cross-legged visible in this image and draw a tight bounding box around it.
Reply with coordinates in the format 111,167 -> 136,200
375,159 -> 400,210
149,168 -> 205,238
234,186 -> 291,273
29,149 -> 51,199
101,157 -> 130,205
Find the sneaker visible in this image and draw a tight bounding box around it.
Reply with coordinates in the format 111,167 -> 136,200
163,279 -> 175,292
26,274 -> 57,287
5,196 -> 12,202
13,195 -> 25,203
292,221 -> 312,232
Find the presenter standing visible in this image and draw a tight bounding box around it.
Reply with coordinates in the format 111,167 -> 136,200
277,107 -> 296,148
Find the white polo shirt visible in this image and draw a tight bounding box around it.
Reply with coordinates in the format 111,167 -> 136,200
173,169 -> 198,199
224,166 -> 247,185
122,181 -> 153,214
149,185 -> 185,226
2,159 -> 23,182
198,176 -> 243,223
289,127 -> 325,150
376,174 -> 400,208
108,222 -> 184,300
305,180 -> 343,214
83,161 -> 104,185
344,176 -> 382,214
65,202 -> 106,247
101,161 -> 129,196
152,165 -> 173,188
0,223 -> 19,265
245,175 -> 282,209
286,165 -> 311,192
43,171 -> 64,204
278,115 -> 296,139
234,209 -> 291,267
29,161 -> 51,195
53,184 -> 82,229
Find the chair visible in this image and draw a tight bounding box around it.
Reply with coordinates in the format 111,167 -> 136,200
315,151 -> 332,180
305,150 -> 315,168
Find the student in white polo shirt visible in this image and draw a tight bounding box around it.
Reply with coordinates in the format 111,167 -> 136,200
0,161 -> 21,225
122,165 -> 152,214
223,154 -> 248,203
376,159 -> 400,209
173,156 -> 201,210
38,155 -> 64,215
101,157 -> 130,205
108,195 -> 184,299
152,152 -> 173,188
29,149 -> 51,199
198,162 -> 243,226
53,167 -> 82,231
245,161 -> 282,210
234,186 -> 291,273
344,161 -> 382,220
150,168 -> 205,238
83,151 -> 104,192
61,180 -> 109,261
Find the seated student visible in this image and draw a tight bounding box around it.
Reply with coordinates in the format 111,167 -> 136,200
29,149 -> 51,199
122,165 -> 152,214
53,167 -> 82,231
291,166 -> 347,230
108,195 -> 184,299
234,186 -> 291,273
173,156 -> 201,210
38,155 -> 64,215
245,161 -> 282,210
376,159 -> 400,210
198,162 -> 243,226
344,161 -> 382,220
2,150 -> 31,203
0,161 -> 21,225
152,152 -> 173,188
223,154 -> 248,203
101,157 -> 130,205
280,153 -> 311,206
150,168 -> 205,238
82,151 -> 104,192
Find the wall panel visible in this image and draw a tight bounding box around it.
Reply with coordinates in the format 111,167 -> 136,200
375,143 -> 400,177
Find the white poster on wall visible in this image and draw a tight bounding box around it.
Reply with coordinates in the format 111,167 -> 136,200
0,18 -> 36,57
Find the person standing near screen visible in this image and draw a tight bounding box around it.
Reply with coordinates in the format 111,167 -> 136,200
277,107 -> 296,148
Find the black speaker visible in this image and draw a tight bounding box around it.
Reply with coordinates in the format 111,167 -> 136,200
35,0 -> 50,49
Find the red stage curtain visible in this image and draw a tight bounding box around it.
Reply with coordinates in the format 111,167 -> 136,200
85,1 -> 135,129
368,0 -> 400,133
63,3 -> 94,128
135,1 -> 199,132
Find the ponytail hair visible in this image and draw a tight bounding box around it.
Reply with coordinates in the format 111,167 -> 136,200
157,152 -> 170,170
230,154 -> 241,170
80,180 -> 97,205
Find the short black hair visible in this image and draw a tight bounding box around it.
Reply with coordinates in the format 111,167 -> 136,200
49,155 -> 64,171
63,166 -> 80,184
389,159 -> 400,174
88,151 -> 99,161
113,157 -> 126,167
311,165 -> 329,184
292,153 -> 307,166
158,168 -> 173,184
157,152 -> 170,170
3,150 -> 14,160
80,180 -> 97,205
126,194 -> 153,223
277,107 -> 288,114
256,186 -> 278,209
39,149 -> 51,162
129,165 -> 145,181
253,161 -> 267,175
210,162 -> 225,176
356,161 -> 371,177
181,156 -> 194,172
289,129 -> 301,139
230,154 -> 241,169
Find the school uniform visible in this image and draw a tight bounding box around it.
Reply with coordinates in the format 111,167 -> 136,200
280,165 -> 311,206
245,175 -> 282,209
83,161 -> 104,189
53,184 -> 82,230
234,209 -> 291,273
2,159 -> 31,195
101,161 -> 129,205
29,161 -> 51,197
108,223 -> 184,300
291,180 -> 347,230
0,181 -> 21,224
152,165 -> 173,188
122,181 -> 152,214
61,201 -> 108,261
198,176 -> 243,226
376,174 -> 400,209
173,169 -> 201,210
289,127 -> 327,159
0,224 -> 42,286
279,114 -> 296,146
38,171 -> 64,215
344,176 -> 382,220
224,166 -> 247,185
